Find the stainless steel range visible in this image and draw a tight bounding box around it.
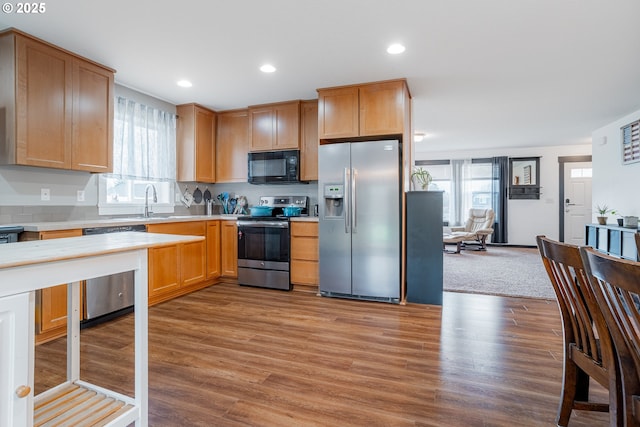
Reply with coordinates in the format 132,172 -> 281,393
237,196 -> 309,290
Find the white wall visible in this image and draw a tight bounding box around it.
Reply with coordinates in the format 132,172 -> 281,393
416,144 -> 592,245
592,109 -> 640,219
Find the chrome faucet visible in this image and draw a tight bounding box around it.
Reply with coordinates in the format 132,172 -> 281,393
144,184 -> 157,218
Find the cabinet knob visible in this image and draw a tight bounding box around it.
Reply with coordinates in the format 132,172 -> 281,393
15,385 -> 31,398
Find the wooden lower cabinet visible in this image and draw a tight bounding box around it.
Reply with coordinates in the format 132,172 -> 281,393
290,222 -> 319,286
148,244 -> 180,299
221,220 -> 238,278
147,221 -> 209,306
20,229 -> 83,344
207,221 -> 221,279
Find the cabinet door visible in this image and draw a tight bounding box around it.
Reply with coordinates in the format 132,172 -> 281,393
359,81 -> 406,136
148,222 -> 206,289
318,87 -> 359,139
207,221 -> 221,279
37,229 -> 83,336
181,240 -> 206,287
216,110 -> 249,182
177,104 -> 216,182
300,100 -> 318,181
195,107 -> 216,182
71,59 -> 114,172
0,293 -> 31,426
15,35 -> 72,169
273,101 -> 300,150
249,106 -> 274,151
148,245 -> 180,299
221,221 -> 238,278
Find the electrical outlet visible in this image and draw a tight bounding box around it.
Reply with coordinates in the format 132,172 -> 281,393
41,188 -> 50,201
77,190 -> 85,202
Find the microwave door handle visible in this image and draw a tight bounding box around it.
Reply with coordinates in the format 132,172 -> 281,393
352,168 -> 357,233
344,167 -> 350,234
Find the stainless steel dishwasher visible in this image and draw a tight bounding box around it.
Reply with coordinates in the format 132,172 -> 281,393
82,224 -> 146,327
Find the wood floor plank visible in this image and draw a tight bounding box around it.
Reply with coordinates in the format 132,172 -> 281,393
34,283 -> 610,426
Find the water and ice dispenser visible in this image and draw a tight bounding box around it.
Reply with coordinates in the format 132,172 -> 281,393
323,184 -> 344,218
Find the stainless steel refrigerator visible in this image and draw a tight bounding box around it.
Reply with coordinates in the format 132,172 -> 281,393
318,140 -> 401,302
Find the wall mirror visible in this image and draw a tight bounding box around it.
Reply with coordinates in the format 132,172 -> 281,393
509,157 -> 540,199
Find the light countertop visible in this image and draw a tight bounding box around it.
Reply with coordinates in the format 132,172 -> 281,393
0,232 -> 204,270
9,214 -> 318,232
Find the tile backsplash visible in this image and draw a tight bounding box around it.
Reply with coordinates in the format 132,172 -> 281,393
0,176 -> 319,225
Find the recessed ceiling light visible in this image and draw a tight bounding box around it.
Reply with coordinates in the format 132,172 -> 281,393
177,80 -> 193,88
387,43 -> 406,55
260,64 -> 277,73
414,133 -> 425,142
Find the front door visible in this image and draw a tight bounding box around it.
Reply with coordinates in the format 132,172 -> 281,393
563,161 -> 592,245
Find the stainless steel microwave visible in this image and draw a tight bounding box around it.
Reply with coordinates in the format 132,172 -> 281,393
248,150 -> 302,184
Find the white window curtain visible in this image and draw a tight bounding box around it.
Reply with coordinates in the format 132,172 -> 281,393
113,96 -> 176,180
450,159 -> 473,226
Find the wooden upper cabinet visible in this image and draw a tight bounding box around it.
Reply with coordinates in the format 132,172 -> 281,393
359,81 -> 407,137
249,100 -> 300,151
15,35 -> 72,169
317,87 -> 359,139
177,104 -> 216,182
0,29 -> 114,172
300,100 -> 318,181
317,79 -> 410,140
72,59 -> 114,172
216,109 -> 249,183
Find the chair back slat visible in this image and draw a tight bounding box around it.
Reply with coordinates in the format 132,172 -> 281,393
537,236 -> 609,364
580,246 -> 640,426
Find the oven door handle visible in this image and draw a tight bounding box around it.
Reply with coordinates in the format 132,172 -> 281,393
237,221 -> 289,229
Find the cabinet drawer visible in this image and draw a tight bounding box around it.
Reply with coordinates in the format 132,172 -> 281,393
147,221 -> 205,236
291,260 -> 319,285
291,237 -> 318,261
290,222 -> 318,237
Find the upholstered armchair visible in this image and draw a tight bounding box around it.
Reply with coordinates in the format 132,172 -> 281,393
450,209 -> 495,250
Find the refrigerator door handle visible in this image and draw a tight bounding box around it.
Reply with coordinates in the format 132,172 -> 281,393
344,167 -> 350,233
352,168 -> 358,233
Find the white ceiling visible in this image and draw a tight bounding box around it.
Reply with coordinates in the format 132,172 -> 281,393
2,0 -> 640,154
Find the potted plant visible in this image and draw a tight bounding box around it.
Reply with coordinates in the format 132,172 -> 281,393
611,210 -> 624,226
595,204 -> 613,225
411,167 -> 432,190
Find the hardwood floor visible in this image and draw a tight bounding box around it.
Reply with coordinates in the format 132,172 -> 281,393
35,283 -> 609,426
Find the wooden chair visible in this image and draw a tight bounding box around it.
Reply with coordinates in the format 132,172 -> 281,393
536,236 -> 622,426
635,232 -> 640,255
580,246 -> 640,427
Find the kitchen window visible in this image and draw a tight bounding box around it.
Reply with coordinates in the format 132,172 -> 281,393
99,97 -> 177,215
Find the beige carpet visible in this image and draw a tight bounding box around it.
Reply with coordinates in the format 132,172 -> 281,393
443,245 -> 556,299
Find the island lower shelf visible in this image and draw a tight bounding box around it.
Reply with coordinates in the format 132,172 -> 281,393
35,382 -> 135,426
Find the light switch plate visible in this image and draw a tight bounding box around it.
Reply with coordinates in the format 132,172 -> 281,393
41,188 -> 50,201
